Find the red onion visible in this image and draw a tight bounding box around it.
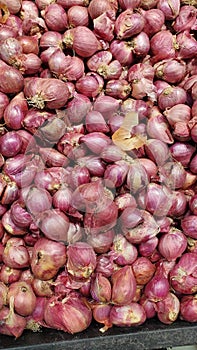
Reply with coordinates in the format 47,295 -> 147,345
0,92 -> 9,120
158,86 -> 187,110
0,37 -> 22,64
31,238 -> 67,280
87,230 -> 114,254
180,295 -> 197,322
4,92 -> 28,130
0,131 -> 22,158
93,12 -> 115,42
0,301 -> 26,338
105,79 -> 131,100
139,236 -> 159,257
0,0 -> 22,14
76,73 -> 103,98
0,265 -> 22,284
110,40 -> 134,66
18,35 -> 39,55
68,5 -> 89,27
42,4 -> 68,31
157,0 -> 180,20
63,26 -> 101,58
146,109 -> 173,144
110,234 -> 138,265
155,59 -> 186,84
2,237 -> 30,269
65,93 -> 91,124
176,31 -> 197,59
49,51 -> 85,81
126,159 -> 149,193
10,201 -> 32,228
119,0 -> 141,9
181,215 -> 197,239
0,60 -> 24,94
189,194 -> 197,215
128,62 -> 156,100
111,265 -> 136,305
158,228 -> 187,261
143,9 -> 165,37
132,257 -> 156,285
88,0 -> 116,19
67,242 -> 96,279
80,132 -> 111,155
90,273 -> 111,303
170,142 -> 195,167
170,253 -> 197,294
145,266 -> 170,302
38,209 -> 69,242
125,210 -> 159,244
32,279 -> 53,297
173,5 -> 197,32
140,295 -> 156,319
164,104 -> 191,127
115,9 -> 145,40
7,281 -> 36,316
44,293 -> 92,333
110,303 -> 146,326
23,186 -> 52,216
150,30 -> 177,63
85,111 -> 109,133
24,78 -> 69,110
92,303 -> 112,333
155,292 -> 180,324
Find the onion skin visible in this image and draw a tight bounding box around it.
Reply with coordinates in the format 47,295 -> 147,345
67,242 -> 97,279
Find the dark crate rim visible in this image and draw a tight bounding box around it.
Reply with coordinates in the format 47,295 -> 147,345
1,318 -> 197,350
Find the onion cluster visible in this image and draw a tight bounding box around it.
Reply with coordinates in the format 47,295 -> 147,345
0,0 -> 197,339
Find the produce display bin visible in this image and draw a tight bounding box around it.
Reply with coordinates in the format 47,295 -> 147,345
0,319 -> 197,350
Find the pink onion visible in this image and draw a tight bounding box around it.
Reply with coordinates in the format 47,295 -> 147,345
63,26 -> 101,58
173,5 -> 197,32
110,303 -> 146,327
90,273 -> 111,303
111,265 -> 136,305
180,295 -> 197,322
143,9 -> 165,37
0,301 -> 26,338
158,228 -> 187,261
170,253 -> 197,294
67,242 -> 96,279
88,0 -> 116,19
132,257 -> 156,285
44,293 -> 92,333
157,0 -> 180,20
7,281 -> 36,316
31,238 -> 67,280
2,237 -> 30,269
155,292 -> 180,324
150,30 -> 177,63
37,209 -> 69,242
145,266 -> 170,302
24,77 -> 69,110
181,215 -> 197,239
115,9 -> 145,40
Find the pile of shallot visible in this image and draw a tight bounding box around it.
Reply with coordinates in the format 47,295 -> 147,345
0,0 -> 197,339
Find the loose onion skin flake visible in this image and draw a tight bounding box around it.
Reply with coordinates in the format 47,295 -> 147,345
0,0 -> 197,338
